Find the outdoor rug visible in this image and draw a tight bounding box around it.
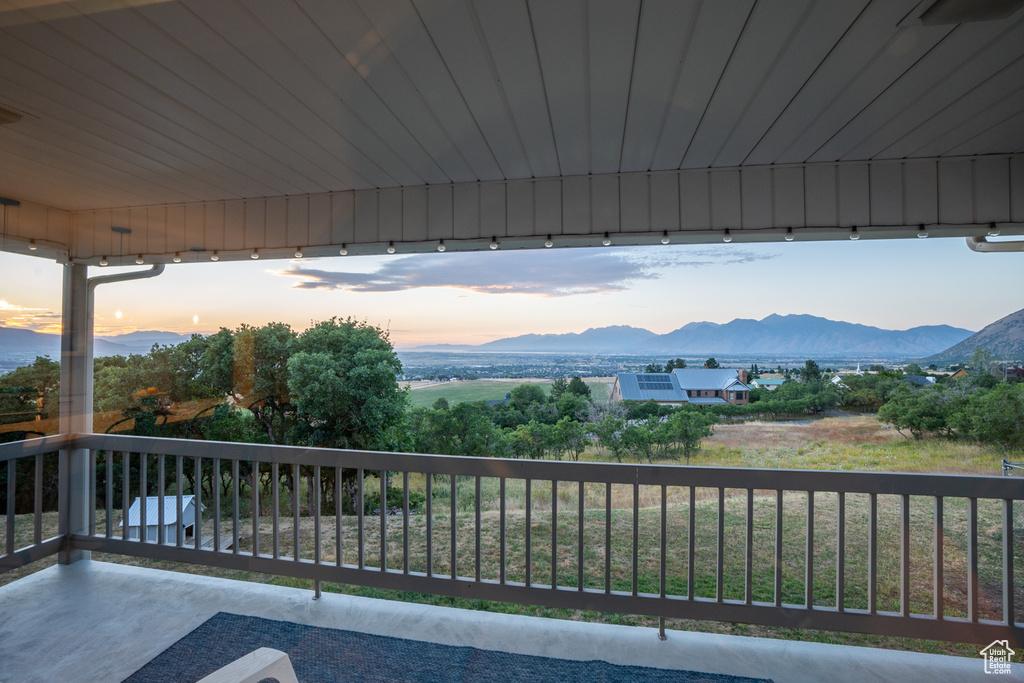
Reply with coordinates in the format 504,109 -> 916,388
123,612 -> 773,683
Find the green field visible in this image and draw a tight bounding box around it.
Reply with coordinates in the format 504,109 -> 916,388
407,378 -> 611,409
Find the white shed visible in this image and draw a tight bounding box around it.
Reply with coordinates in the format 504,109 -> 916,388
119,495 -> 204,543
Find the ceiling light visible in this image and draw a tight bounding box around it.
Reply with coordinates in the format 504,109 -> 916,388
437,239 -> 446,252
660,230 -> 670,245
99,256 -> 108,266
849,226 -> 860,241
489,237 -> 499,250
211,251 -> 219,261
172,252 -> 182,263
339,244 -> 348,256
723,229 -> 732,243
250,248 -> 259,259
988,222 -> 1001,237
544,235 -> 553,248
917,224 -> 929,238
387,241 -> 395,254
602,232 -> 611,247
28,239 -> 37,251
135,254 -> 144,264
294,247 -> 303,258
784,228 -> 794,242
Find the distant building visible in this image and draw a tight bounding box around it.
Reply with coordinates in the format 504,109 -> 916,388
750,378 -> 786,391
904,375 -> 937,386
612,368 -> 750,406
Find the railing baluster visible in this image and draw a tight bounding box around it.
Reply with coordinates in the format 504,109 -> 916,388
837,491 -> 845,612
251,460 -> 260,557
774,489 -> 783,607
934,496 -> 943,619
552,479 -> 558,590
175,455 -> 183,548
213,457 -> 221,552
717,487 -> 725,603
526,478 -> 532,587
87,451 -> 94,537
272,462 -> 280,560
806,490 -> 814,609
106,451 -> 114,538
292,463 -> 299,562
35,454 -> 44,545
335,467 -> 342,567
900,493 -> 910,617
314,465 -> 321,565
122,452 -> 129,541
745,488 -> 753,605
688,485 -> 696,601
661,485 -> 668,601
380,468 -> 387,571
868,492 -> 877,614
1004,499 -> 1014,626
499,477 -> 506,584
232,459 -> 239,555
426,474 -> 432,577
194,456 -> 202,551
357,468 -> 365,570
5,460 -> 14,556
402,471 -> 409,575
578,481 -> 584,593
605,482 -> 612,595
475,475 -> 482,583
968,497 -> 978,622
450,474 -> 457,580
633,482 -> 640,597
157,454 -> 164,544
139,454 -> 147,543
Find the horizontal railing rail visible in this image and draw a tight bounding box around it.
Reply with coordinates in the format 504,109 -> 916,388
11,433 -> 1024,646
0,436 -> 68,572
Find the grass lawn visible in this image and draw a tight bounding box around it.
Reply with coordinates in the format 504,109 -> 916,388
3,414 -> 1020,660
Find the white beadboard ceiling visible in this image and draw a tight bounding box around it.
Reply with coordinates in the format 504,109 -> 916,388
1,0 -> 1023,263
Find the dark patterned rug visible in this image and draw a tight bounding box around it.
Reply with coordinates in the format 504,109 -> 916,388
124,612 -> 772,682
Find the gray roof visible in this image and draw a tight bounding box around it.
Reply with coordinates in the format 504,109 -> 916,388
615,373 -> 690,403
119,495 -> 203,527
672,369 -> 750,392
752,378 -> 786,386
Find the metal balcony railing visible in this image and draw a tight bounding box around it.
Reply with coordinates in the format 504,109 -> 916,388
2,433 -> 1023,646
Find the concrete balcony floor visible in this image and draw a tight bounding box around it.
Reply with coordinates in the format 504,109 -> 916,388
0,560 -> 1009,682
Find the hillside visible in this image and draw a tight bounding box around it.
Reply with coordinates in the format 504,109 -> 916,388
921,307 -> 1024,363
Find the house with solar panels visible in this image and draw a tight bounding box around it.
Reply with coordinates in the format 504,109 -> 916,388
612,369 -> 751,406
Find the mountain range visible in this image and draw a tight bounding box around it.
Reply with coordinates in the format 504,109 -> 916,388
409,314 -> 974,358
4,309 -> 1016,362
0,328 -> 192,359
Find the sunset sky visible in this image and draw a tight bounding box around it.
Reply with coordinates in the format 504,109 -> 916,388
1,236 -> 1021,348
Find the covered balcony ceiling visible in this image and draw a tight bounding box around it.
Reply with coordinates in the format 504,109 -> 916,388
1,0 -> 1023,263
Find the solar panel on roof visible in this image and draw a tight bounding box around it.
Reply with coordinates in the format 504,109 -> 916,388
637,374 -> 674,390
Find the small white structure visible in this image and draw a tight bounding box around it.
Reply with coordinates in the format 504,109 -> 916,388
119,495 -> 203,543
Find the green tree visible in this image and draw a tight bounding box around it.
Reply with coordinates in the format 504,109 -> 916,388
620,419 -> 657,462
665,410 -> 718,465
801,359 -> 822,384
549,377 -> 569,401
566,376 -> 592,399
287,318 -> 407,513
555,392 -> 590,422
555,417 -> 590,461
594,415 -> 626,463
0,356 -> 60,424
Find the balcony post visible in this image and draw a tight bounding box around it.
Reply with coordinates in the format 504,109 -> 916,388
58,263 -> 92,564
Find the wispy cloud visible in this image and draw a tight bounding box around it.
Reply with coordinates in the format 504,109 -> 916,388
274,247 -> 777,297
0,299 -> 61,332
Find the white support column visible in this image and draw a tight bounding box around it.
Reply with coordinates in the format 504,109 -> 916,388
58,263 -> 92,564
